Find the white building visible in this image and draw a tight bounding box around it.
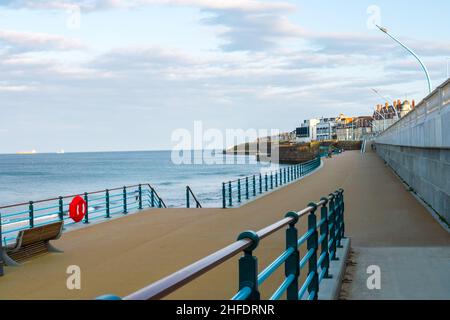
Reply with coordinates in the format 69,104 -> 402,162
295,119 -> 320,143
316,117 -> 337,141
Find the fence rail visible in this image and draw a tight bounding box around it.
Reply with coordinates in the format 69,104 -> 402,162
186,186 -> 202,208
222,157 -> 322,208
98,188 -> 344,300
0,183 -> 166,246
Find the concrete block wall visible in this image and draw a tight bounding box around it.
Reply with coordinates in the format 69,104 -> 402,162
376,144 -> 450,223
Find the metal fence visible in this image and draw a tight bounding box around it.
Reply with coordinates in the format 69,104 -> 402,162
186,186 -> 202,208
0,183 -> 166,246
221,157 -> 321,208
98,188 -> 345,300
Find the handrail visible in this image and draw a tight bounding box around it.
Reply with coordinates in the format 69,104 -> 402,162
376,78 -> 450,146
222,156 -> 326,208
186,186 -> 202,208
101,188 -> 344,300
0,183 -> 166,246
0,183 -> 165,210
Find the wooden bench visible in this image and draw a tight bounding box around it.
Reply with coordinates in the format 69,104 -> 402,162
1,221 -> 64,266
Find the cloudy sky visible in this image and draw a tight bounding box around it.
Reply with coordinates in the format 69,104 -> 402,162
0,0 -> 449,153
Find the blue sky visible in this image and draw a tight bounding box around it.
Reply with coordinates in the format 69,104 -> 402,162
1,0 -> 449,153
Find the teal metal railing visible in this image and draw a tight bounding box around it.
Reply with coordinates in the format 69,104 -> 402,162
319,147 -> 343,158
186,186 -> 202,208
222,157 -> 321,208
97,188 -> 345,300
0,183 -> 166,246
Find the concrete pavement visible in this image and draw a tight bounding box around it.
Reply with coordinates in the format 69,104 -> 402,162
340,142 -> 450,300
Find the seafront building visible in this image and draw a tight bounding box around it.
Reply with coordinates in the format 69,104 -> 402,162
372,100 -> 414,133
295,118 -> 320,143
294,99 -> 414,143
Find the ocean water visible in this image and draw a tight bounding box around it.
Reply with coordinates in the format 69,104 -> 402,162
0,150 -> 280,208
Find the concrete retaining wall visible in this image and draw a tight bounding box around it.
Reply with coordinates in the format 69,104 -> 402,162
376,144 -> 450,222
375,78 -> 450,223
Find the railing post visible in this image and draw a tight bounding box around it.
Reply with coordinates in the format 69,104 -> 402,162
0,217 -> 3,276
151,188 -> 155,208
138,184 -> 143,210
307,203 -> 319,300
270,173 -> 273,189
58,196 -> 64,222
275,172 -> 278,188
123,186 -> 128,214
29,201 -> 34,228
279,169 -> 282,185
253,175 -> 256,197
236,231 -> 260,300
105,189 -> 110,218
222,182 -> 226,209
300,163 -> 303,176
228,181 -> 232,207
84,192 -> 89,224
340,188 -> 345,240
264,174 -> 268,192
285,212 -> 300,300
328,193 -> 337,261
186,187 -> 190,208
284,168 -> 286,184
159,198 -> 162,208
238,179 -> 241,203
336,189 -> 344,248
259,174 -> 262,194
320,197 -> 330,279
245,177 -> 249,200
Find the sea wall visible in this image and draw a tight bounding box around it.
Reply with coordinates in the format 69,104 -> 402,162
375,79 -> 450,223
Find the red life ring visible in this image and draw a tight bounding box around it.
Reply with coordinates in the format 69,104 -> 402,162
69,195 -> 86,223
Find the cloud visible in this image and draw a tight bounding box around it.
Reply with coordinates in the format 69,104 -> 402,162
0,30 -> 85,53
89,46 -> 198,71
0,0 -> 295,12
2,0 -> 299,51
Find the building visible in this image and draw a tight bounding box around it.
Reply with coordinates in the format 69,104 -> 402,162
315,117 -> 337,141
295,118 -> 320,143
372,100 -> 414,133
336,116 -> 373,141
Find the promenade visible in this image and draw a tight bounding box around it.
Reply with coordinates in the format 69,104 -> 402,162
0,148 -> 449,299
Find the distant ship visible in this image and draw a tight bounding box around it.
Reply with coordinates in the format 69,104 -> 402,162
16,149 -> 37,155
56,149 -> 65,154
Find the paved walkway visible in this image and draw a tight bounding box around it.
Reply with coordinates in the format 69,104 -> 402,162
0,147 -> 448,299
340,142 -> 450,300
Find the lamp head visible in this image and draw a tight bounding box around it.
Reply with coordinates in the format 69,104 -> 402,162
376,24 -> 388,33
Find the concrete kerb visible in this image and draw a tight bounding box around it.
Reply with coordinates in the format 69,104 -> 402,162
317,237 -> 351,300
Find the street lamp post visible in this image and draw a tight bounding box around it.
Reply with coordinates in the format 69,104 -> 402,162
376,24 -> 432,94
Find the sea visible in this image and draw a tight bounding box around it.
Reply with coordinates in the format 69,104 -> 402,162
0,150 -> 282,208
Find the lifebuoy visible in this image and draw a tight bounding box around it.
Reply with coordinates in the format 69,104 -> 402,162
69,195 -> 86,223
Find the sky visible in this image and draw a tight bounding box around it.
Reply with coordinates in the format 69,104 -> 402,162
0,0 -> 449,153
